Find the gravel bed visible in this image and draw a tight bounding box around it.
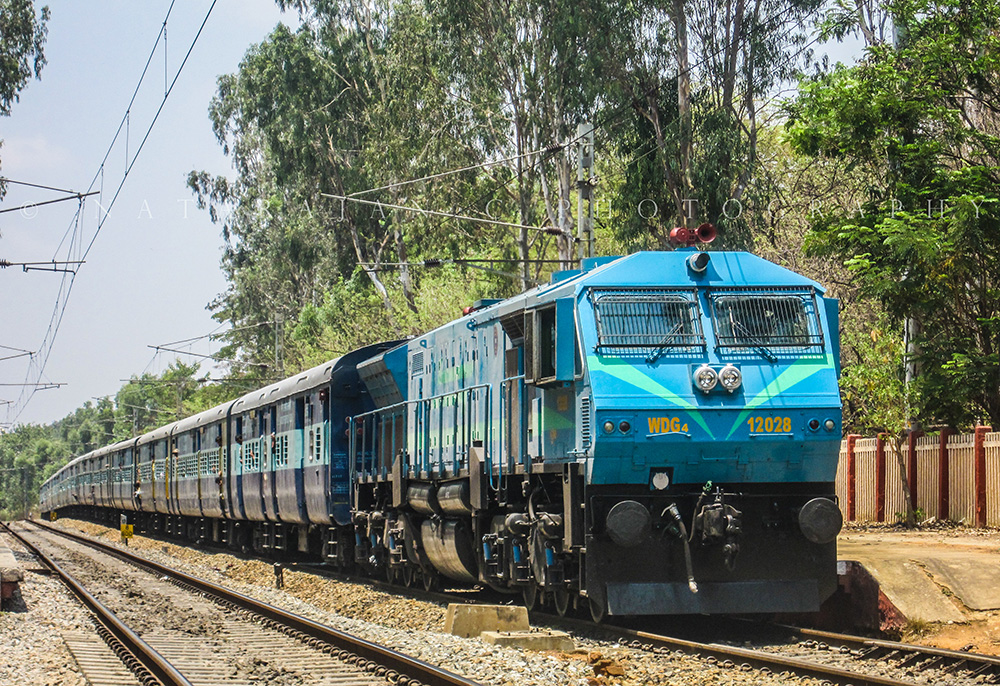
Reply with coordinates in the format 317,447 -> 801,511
0,530 -> 92,686
48,518 -> 824,686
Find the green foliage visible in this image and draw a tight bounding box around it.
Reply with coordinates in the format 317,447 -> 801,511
0,0 -> 48,197
0,0 -> 48,116
839,321 -> 906,435
788,0 -> 1000,429
186,0 -> 834,376
597,0 -> 823,250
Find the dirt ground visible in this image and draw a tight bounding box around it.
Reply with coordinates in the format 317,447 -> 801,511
840,522 -> 1000,655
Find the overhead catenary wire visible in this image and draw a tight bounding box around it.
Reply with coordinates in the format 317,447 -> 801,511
147,345 -> 231,363
5,0 -> 217,427
346,144 -> 567,198
358,259 -> 543,285
321,193 -> 571,235
154,320 -> 276,349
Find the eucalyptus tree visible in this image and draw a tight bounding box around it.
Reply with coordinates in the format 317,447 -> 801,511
191,2 -> 499,368
422,0 -> 612,285
597,0 -> 823,250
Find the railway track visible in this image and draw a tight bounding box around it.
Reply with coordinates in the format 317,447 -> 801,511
301,551 -> 1000,686
564,616 -> 1000,686
6,520 -> 482,686
33,518 -> 1000,686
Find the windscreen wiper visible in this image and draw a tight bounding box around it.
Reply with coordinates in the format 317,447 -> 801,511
729,317 -> 778,362
646,323 -> 684,364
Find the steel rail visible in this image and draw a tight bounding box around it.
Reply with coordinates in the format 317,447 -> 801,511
27,519 -> 481,686
779,623 -> 1000,681
2,521 -> 192,686
536,611 -> 922,686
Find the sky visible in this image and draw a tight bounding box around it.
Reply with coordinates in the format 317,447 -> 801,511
0,2 -> 864,429
1,1 -> 292,428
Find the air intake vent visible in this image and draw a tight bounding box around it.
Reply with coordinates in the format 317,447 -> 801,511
580,396 -> 592,450
500,312 -> 525,341
410,351 -> 425,377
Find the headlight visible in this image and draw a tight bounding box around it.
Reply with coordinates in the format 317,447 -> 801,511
719,364 -> 742,392
694,365 -> 718,392
650,470 -> 671,490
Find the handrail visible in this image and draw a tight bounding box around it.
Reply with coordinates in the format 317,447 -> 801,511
350,383 -> 493,484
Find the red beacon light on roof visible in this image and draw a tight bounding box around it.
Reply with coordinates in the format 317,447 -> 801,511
669,222 -> 717,247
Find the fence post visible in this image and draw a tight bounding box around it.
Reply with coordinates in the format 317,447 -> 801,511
876,433 -> 887,522
939,427 -> 954,521
974,425 -> 991,528
846,434 -> 860,522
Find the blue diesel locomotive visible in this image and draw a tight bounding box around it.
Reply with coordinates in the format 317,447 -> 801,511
40,248 -> 844,621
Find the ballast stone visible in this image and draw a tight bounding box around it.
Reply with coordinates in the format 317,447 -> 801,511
445,603 -> 529,638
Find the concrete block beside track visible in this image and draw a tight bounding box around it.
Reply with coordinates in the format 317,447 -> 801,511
480,630 -> 576,652
445,603 -> 529,638
0,543 -> 24,601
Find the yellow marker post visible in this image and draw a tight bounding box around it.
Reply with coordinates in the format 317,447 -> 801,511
120,513 -> 133,546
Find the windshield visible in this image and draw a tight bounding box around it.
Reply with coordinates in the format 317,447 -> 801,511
710,289 -> 822,350
591,289 -> 704,353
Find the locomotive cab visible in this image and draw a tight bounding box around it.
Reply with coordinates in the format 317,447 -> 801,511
577,251 -> 843,618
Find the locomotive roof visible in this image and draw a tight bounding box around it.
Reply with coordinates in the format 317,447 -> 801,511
409,250 -> 826,339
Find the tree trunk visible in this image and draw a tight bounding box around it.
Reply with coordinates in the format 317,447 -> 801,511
890,433 -> 917,528
672,0 -> 693,213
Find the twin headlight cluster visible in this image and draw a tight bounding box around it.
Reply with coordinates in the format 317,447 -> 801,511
693,364 -> 742,393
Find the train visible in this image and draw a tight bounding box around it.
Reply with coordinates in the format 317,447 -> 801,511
40,244 -> 844,621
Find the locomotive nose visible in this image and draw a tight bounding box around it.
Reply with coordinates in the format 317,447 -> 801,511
798,497 -> 843,544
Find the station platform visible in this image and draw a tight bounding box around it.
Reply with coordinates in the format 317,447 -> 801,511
833,527 -> 1000,630
0,543 -> 23,602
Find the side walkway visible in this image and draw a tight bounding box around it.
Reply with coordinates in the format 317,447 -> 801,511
838,527 -> 1000,624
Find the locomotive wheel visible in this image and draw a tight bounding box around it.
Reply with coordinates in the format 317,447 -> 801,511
521,583 -> 539,611
589,596 -> 607,624
385,565 -> 397,584
402,564 -> 415,588
422,570 -> 439,592
553,588 -> 571,617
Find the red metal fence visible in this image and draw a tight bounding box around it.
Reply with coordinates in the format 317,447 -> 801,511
835,426 -> 998,527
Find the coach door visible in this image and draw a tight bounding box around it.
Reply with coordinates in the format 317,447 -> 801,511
228,414 -> 245,519
262,405 -> 280,521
